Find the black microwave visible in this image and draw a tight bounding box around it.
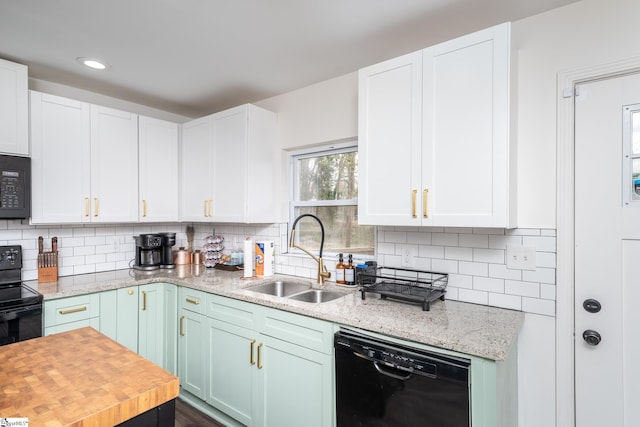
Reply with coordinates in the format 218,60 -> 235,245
0,155 -> 30,219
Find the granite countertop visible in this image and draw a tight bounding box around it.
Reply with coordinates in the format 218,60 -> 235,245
0,327 -> 179,425
28,265 -> 524,361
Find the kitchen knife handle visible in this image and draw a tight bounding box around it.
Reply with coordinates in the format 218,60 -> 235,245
423,188 -> 429,218
84,198 -> 90,217
411,190 -> 417,218
93,198 -> 99,217
250,339 -> 256,365
257,342 -> 263,369
179,315 -> 185,336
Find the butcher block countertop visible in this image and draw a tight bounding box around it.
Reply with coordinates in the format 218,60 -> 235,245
0,327 -> 179,426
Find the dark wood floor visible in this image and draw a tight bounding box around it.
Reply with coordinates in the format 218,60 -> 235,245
175,399 -> 225,427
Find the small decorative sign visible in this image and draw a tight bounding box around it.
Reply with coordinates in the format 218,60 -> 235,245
0,419 -> 29,427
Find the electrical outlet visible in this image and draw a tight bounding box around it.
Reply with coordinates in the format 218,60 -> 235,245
401,246 -> 415,268
506,245 -> 536,270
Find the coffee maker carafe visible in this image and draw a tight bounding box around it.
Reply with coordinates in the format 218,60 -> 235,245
133,234 -> 162,271
158,232 -> 176,269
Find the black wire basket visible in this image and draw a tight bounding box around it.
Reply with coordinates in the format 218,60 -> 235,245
358,266 -> 448,311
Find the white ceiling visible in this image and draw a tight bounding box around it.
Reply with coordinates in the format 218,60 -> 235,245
0,0 -> 578,118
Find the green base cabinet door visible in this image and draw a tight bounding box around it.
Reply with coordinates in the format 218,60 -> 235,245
258,334 -> 333,427
207,318 -> 258,426
178,287 -> 208,400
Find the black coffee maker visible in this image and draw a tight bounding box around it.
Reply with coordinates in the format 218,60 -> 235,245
133,234 -> 162,271
158,232 -> 176,269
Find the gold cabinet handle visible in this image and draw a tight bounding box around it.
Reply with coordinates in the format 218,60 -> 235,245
423,188 -> 429,219
93,198 -> 99,217
257,342 -> 263,369
208,200 -> 213,217
185,297 -> 200,305
179,315 -> 185,336
204,200 -> 208,217
250,339 -> 256,365
141,290 -> 147,311
84,197 -> 90,217
59,306 -> 87,315
128,289 -> 134,295
411,190 -> 417,218
142,199 -> 147,217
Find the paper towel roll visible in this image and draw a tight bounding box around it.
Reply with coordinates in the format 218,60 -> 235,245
243,237 -> 253,278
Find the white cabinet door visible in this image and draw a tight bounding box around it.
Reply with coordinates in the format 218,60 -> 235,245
358,23 -> 514,228
423,22 -> 514,227
358,51 -> 424,226
180,116 -> 213,221
0,58 -> 28,155
139,116 -> 179,222
211,106 -> 247,222
90,105 -> 139,222
30,91 -> 91,223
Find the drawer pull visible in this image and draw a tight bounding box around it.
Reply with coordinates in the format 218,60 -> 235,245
59,306 -> 87,315
179,315 -> 185,336
257,342 -> 263,369
185,297 -> 200,305
142,290 -> 147,311
250,339 -> 256,365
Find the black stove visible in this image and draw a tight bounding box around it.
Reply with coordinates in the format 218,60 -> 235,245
0,245 -> 43,345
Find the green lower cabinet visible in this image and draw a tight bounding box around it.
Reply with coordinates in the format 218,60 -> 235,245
178,287 -> 208,400
139,283 -> 177,372
258,334 -> 333,427
100,287 -> 139,352
207,318 -> 257,426
44,293 -> 101,335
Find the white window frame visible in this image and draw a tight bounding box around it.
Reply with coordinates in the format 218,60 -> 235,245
288,140 -> 372,257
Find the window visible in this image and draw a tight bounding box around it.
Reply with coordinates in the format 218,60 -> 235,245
291,145 -> 374,256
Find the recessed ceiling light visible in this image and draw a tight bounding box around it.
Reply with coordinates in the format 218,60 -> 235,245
76,57 -> 109,70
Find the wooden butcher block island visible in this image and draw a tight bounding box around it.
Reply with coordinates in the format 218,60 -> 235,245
0,327 -> 179,426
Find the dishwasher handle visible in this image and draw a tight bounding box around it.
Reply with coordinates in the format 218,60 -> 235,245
352,348 -> 437,380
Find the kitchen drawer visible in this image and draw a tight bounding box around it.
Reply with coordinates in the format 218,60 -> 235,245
44,317 -> 101,336
178,287 -> 206,314
260,307 -> 334,354
205,293 -> 257,330
44,294 -> 100,328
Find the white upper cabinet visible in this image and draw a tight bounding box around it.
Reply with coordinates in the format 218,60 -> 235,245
139,116 -> 179,222
359,22 -> 516,228
0,58 -> 28,155
30,92 -> 139,223
90,105 -> 139,222
180,116 -> 214,221
30,92 -> 90,223
180,104 -> 278,223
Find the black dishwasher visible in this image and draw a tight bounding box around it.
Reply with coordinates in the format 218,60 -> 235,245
335,328 -> 471,427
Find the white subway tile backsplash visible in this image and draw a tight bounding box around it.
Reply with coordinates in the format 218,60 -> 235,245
488,293 -> 522,311
459,233 -> 489,248
473,276 -> 505,293
1,219 -> 556,318
473,248 -> 505,264
444,247 -> 473,261
459,261 -> 488,277
432,233 -> 459,246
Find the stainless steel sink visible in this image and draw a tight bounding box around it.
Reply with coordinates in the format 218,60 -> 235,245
287,289 -> 346,303
249,280 -> 312,297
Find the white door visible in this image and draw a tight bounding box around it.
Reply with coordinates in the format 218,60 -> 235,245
575,73 -> 640,426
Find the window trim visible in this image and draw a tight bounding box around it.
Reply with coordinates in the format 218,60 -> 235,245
288,140 -> 374,258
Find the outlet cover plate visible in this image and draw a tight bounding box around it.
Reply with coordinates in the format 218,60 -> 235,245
506,245 -> 536,270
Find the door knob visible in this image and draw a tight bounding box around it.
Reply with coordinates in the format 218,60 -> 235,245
582,329 -> 602,346
583,299 -> 601,313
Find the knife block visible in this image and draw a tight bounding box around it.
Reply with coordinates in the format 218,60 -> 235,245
38,252 -> 58,283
